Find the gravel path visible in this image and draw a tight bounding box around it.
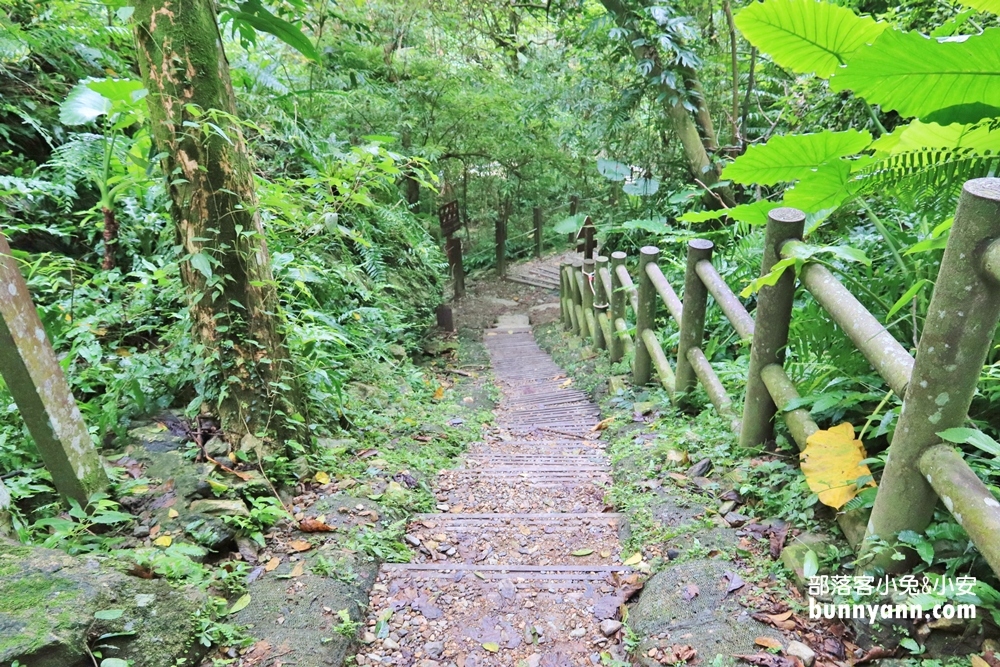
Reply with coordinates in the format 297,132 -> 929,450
356,314 -> 634,667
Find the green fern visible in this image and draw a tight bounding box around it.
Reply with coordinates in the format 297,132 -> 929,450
854,147 -> 1000,197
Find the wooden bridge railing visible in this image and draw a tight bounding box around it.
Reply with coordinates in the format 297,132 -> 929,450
558,178 -> 1000,575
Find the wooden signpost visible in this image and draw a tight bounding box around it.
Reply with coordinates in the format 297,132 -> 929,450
0,231 -> 107,505
576,215 -> 596,259
438,201 -> 465,299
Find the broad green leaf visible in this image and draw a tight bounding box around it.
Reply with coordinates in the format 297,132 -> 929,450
802,549 -> 819,579
101,660 -> 130,667
876,121 -> 1000,155
597,158 -> 630,181
95,609 -> 125,620
189,252 -> 213,279
622,177 -> 659,196
228,593 -> 252,615
831,28 -> 1000,121
87,78 -> 146,107
722,130 -> 872,186
680,200 -> 778,226
783,160 -> 854,213
622,217 -> 668,233
937,427 -> 1000,457
553,213 -> 587,235
571,548 -> 594,556
734,0 -> 887,78
60,83 -> 111,125
225,1 -> 321,62
482,642 -> 500,653
885,279 -> 930,320
958,0 -> 1000,13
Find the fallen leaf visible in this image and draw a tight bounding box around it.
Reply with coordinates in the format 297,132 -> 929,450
228,594 -> 251,615
288,540 -> 312,552
571,548 -> 594,557
482,643 -> 500,653
518,525 -> 531,536
735,653 -> 797,667
681,584 -> 699,601
769,524 -> 789,559
592,417 -> 614,431
264,557 -> 281,572
623,552 -> 643,566
972,657 -> 991,667
167,508 -> 179,519
559,378 -> 573,388
314,471 -> 331,485
600,550 -> 611,558
800,422 -> 876,508
767,611 -> 793,623
725,571 -> 746,595
153,535 -> 172,547
299,518 -> 335,533
433,386 -> 445,400
290,561 -> 304,577
473,571 -> 485,580
754,637 -> 782,650
666,449 -> 689,465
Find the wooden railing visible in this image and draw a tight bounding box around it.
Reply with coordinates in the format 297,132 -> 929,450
559,178 -> 1000,575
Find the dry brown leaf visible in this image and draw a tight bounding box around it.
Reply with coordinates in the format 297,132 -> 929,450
755,637 -> 782,650
290,561 -> 304,577
433,386 -> 445,400
591,417 -> 614,431
288,539 -> 312,552
264,557 -> 281,572
299,518 -> 335,533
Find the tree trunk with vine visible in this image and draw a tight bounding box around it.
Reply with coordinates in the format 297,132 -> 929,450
132,0 -> 304,449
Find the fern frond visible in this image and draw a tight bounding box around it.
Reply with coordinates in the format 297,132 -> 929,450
855,148 -> 1000,198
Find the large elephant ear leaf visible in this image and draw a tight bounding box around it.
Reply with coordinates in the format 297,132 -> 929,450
958,0 -> 1000,13
721,129 -> 872,186
831,28 -> 1000,123
60,82 -> 112,125
734,0 -> 886,78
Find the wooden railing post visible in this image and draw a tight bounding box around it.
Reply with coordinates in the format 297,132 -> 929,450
633,246 -> 659,386
582,258 -> 605,349
609,252 -> 627,362
571,260 -> 584,336
739,208 -> 805,448
534,206 -> 543,258
495,216 -> 507,277
568,195 -> 579,243
675,239 -> 713,403
594,255 -> 611,351
559,262 -> 571,329
446,236 -> 465,299
863,178 -> 1000,571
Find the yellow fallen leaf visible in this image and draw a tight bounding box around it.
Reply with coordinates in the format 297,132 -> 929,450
800,422 -> 876,509
623,552 -> 643,566
482,642 -> 500,653
288,539 -> 312,552
433,386 -> 445,400
153,535 -> 172,547
755,637 -> 782,650
265,557 -> 281,571
600,550 -> 611,558
290,561 -> 304,577
167,508 -> 179,519
971,656 -> 991,667
315,471 -> 331,485
559,378 -> 573,388
130,485 -> 149,495
591,417 -> 614,432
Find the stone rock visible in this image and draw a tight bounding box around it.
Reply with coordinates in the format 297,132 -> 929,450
0,541 -> 207,667
687,458 -> 712,478
240,433 -> 265,457
600,620 -> 623,636
526,654 -> 541,667
786,641 -> 815,667
569,627 -> 587,639
132,524 -> 151,538
184,516 -> 236,551
424,641 -> 445,658
718,500 -> 736,516
128,423 -> 185,453
203,436 -> 229,458
779,533 -> 832,591
723,512 -> 750,527
189,498 -> 250,518
382,638 -> 400,651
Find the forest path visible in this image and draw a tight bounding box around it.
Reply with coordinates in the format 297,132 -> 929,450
356,313 -> 636,667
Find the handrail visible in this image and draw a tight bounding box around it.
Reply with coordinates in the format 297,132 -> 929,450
557,177 -> 1000,574
782,242 -> 913,397
695,260 -> 754,340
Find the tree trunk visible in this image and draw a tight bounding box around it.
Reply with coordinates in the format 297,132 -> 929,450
132,0 -> 304,448
101,206 -> 118,270
599,0 -> 733,208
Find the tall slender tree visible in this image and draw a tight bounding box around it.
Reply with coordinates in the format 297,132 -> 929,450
132,0 -> 304,447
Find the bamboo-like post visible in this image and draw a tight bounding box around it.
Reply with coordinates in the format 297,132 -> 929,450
863,178 -> 1000,571
633,246 -> 659,386
573,261 -> 588,338
534,206 -> 543,258
559,263 -> 569,327
675,239 -> 713,403
739,208 -> 805,448
582,258 -> 598,347
594,256 -> 611,351
609,252 -> 627,362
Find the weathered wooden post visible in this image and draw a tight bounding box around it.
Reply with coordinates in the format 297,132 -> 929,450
559,262 -> 570,328
534,206 -> 543,259
495,216 -> 507,277
573,261 -> 589,338
676,240 -> 713,404
594,256 -> 611,351
609,252 -> 627,362
739,208 -> 805,448
0,232 -> 108,505
863,178 -> 1000,571
439,201 -> 464,299
569,261 -> 582,335
633,246 -> 659,386
582,258 -> 603,349
576,217 -> 596,260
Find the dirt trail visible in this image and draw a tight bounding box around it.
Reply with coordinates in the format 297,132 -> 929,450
356,313 -> 635,667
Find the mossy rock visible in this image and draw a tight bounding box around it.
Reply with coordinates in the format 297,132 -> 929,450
0,540 -> 207,667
